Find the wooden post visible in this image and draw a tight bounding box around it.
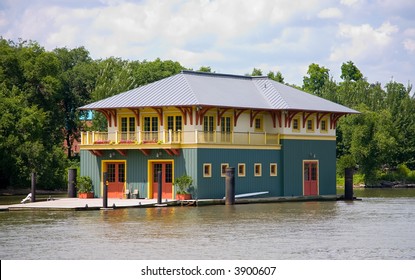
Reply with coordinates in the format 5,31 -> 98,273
103,172 -> 108,208
31,172 -> 36,202
225,167 -> 235,205
67,168 -> 77,198
157,171 -> 162,205
345,168 -> 354,200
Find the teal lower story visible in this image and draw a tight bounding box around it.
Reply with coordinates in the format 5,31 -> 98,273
80,140 -> 336,199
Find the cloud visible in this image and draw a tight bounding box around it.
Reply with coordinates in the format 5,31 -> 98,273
340,0 -> 360,7
403,39 -> 415,54
318,7 -> 343,19
329,21 -> 399,62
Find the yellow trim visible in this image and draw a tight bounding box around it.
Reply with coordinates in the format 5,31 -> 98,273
100,160 -> 127,198
147,159 -> 175,200
238,163 -> 246,177
270,163 -> 278,176
302,160 -> 319,196
280,134 -> 336,141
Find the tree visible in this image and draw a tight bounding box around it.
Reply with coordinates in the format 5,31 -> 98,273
198,66 -> 212,72
251,68 -> 263,76
340,61 -> 363,82
267,70 -> 284,83
302,63 -> 330,96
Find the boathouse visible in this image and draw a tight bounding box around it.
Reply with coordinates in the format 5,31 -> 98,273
79,70 -> 357,199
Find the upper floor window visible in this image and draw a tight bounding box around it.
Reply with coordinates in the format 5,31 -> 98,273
167,115 -> 182,131
120,116 -> 135,141
306,118 -> 315,132
221,163 -> 229,177
254,163 -> 262,177
203,163 -> 212,178
238,163 -> 246,177
292,117 -> 300,132
320,119 -> 328,133
254,116 -> 263,131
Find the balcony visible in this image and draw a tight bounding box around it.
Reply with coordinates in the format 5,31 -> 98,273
80,130 -> 280,148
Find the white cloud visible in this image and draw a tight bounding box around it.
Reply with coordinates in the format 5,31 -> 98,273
318,7 -> 343,19
403,39 -> 415,54
340,0 -> 360,7
329,21 -> 399,62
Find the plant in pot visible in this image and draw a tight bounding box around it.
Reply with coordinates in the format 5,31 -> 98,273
77,176 -> 94,198
174,174 -> 193,200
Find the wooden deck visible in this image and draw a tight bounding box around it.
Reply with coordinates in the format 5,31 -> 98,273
0,195 -> 343,211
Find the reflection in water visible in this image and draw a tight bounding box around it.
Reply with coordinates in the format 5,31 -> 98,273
1,190 -> 415,259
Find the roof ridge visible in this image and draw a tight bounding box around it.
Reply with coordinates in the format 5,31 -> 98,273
181,70 -> 264,80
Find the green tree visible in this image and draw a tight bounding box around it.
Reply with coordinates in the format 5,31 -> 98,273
302,63 -> 330,96
340,61 -> 363,82
267,70 -> 284,83
251,68 -> 263,76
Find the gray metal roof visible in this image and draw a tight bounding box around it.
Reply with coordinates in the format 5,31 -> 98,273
80,70 -> 358,114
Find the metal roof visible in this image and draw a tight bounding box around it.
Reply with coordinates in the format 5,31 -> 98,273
80,70 -> 358,114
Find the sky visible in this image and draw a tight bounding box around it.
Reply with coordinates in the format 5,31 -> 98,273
1,0 -> 414,87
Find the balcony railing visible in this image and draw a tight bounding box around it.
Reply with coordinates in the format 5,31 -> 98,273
80,130 -> 280,146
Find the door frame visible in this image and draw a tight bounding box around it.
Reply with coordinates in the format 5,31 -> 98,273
147,159 -> 175,200
302,160 -> 319,196
101,159 -> 127,198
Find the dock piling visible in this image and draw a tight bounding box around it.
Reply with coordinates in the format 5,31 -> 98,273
157,171 -> 162,205
345,168 -> 354,200
67,168 -> 77,198
103,172 -> 108,208
225,167 -> 235,205
31,172 -> 36,202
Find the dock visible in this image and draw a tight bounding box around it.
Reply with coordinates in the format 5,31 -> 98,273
0,195 -> 345,211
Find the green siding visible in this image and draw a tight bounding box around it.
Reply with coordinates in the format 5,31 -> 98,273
281,139 -> 336,196
80,140 -> 336,199
196,149 -> 282,199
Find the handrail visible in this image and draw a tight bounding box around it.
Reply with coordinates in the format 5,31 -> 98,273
80,130 -> 280,146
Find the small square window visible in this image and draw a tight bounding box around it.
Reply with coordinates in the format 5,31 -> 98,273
221,163 -> 229,177
203,163 -> 212,178
254,163 -> 262,177
238,163 -> 246,177
270,163 -> 277,176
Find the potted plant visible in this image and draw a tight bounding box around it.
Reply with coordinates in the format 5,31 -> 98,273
77,176 -> 94,198
174,174 -> 193,200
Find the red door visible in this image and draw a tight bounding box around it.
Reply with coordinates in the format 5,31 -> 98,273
304,161 -> 318,196
107,163 -> 125,198
152,162 -> 173,199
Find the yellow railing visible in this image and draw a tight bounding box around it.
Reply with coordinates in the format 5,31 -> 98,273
80,130 -> 280,146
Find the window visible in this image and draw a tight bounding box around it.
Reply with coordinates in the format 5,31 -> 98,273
306,118 -> 314,132
143,116 -> 159,141
221,116 -> 232,142
120,116 -> 135,141
221,163 -> 229,177
292,117 -> 300,132
254,163 -> 262,177
167,115 -> 182,131
254,116 -> 263,131
320,119 -> 328,133
238,163 -> 246,177
203,163 -> 212,178
203,115 -> 215,142
270,163 -> 277,176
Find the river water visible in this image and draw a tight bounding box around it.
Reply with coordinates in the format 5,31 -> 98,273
0,188 -> 414,260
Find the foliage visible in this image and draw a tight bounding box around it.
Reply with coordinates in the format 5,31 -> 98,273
77,176 -> 93,193
302,63 -> 330,96
174,175 -> 193,194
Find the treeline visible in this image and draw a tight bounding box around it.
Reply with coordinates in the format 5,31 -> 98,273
1,38 -> 414,189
